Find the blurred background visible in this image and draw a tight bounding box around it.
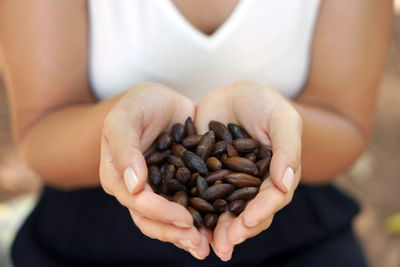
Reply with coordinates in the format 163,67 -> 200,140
0,3 -> 399,267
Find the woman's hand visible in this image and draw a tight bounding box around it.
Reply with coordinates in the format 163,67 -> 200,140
99,83 -> 210,259
196,81 -> 303,261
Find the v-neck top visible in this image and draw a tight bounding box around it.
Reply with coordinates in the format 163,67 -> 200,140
88,0 -> 321,103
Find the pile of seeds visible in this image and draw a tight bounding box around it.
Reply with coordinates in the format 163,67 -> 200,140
145,117 -> 272,229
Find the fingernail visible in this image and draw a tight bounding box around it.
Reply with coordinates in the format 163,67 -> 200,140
178,239 -> 197,249
189,248 -> 203,260
282,167 -> 294,192
173,221 -> 191,228
124,167 -> 138,194
220,250 -> 233,261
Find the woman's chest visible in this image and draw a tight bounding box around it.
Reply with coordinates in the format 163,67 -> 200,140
170,0 -> 240,35
88,0 -> 321,103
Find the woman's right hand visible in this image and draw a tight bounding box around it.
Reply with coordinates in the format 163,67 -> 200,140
99,83 -> 210,259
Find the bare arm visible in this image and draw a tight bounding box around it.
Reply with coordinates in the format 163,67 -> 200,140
0,0 -> 116,189
198,1 -> 393,260
295,0 -> 392,183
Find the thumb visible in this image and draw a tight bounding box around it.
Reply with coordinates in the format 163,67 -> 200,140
255,106 -> 302,193
103,110 -> 148,195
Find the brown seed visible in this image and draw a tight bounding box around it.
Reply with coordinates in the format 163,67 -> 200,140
188,173 -> 200,188
214,180 -> 223,185
183,151 -> 208,175
182,135 -> 202,149
190,186 -> 199,196
227,123 -> 250,139
228,200 -> 246,216
206,157 -> 222,171
176,167 -> 191,183
172,191 -> 188,207
159,162 -> 168,175
166,179 -> 185,194
256,158 -> 270,179
203,184 -> 235,201
220,153 -> 228,161
233,138 -> 260,153
205,169 -> 231,184
171,143 -> 187,158
196,175 -> 208,196
163,164 -> 176,180
145,150 -> 171,165
189,197 -> 216,213
143,142 -> 158,158
156,132 -> 173,150
244,152 -> 257,162
226,187 -> 259,202
258,146 -> 272,161
171,123 -> 185,143
158,179 -> 169,195
225,173 -> 262,187
184,117 -> 197,137
195,131 -> 215,160
204,213 -> 218,229
188,206 -> 203,227
212,141 -> 228,155
148,165 -> 162,187
168,155 -> 185,168
226,144 -> 239,157
209,120 -> 233,143
223,157 -> 258,176
213,199 -> 228,213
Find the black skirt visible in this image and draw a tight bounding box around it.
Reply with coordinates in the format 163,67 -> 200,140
11,184 -> 368,267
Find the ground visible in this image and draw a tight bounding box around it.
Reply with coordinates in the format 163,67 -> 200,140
0,12 -> 399,267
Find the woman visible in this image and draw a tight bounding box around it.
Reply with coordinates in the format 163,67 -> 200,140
0,0 -> 392,266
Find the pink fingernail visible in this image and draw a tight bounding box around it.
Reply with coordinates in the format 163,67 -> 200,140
173,221 -> 191,228
189,248 -> 202,260
282,167 -> 294,192
124,167 -> 138,194
220,250 -> 233,261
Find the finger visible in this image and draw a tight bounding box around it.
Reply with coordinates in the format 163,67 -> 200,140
199,226 -> 213,243
103,108 -> 148,195
211,212 -> 235,262
227,214 -> 274,245
121,184 -> 194,228
240,178 -> 293,228
262,105 -> 302,193
130,211 -> 209,260
100,139 -> 193,228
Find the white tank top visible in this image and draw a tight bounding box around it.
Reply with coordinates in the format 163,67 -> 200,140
88,0 -> 321,103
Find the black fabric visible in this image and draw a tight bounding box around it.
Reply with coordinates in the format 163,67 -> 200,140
12,184 -> 367,267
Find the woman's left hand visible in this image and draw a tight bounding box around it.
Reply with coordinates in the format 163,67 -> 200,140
196,81 -> 303,261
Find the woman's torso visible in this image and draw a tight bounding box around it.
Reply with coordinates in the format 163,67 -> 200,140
88,0 -> 320,103
12,1 -> 361,266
